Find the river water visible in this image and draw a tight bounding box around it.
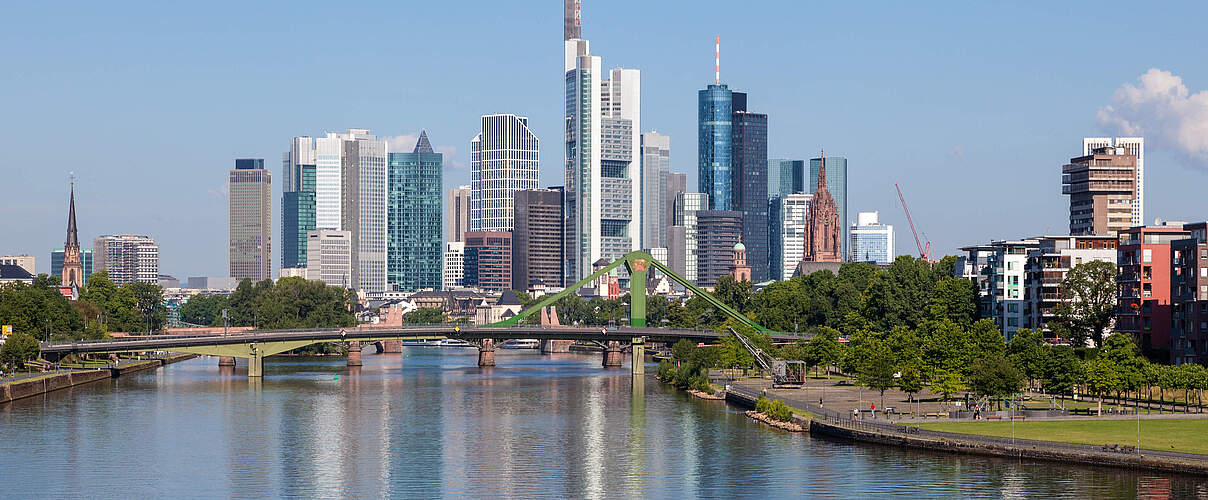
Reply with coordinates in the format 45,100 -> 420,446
1,349 -> 1205,498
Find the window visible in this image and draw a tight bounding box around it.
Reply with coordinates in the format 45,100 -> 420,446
1143,249 -> 1152,263
1007,303 -> 1018,313
1007,318 -> 1018,327
1201,267 -> 1207,278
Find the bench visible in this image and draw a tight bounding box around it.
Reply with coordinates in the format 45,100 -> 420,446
1011,415 -> 1026,420
985,415 -> 1003,420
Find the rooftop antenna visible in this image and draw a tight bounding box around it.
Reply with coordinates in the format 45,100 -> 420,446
715,35 -> 720,84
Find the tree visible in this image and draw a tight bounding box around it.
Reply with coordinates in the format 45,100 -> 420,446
713,275 -> 753,314
1099,333 -> 1146,403
127,282 -> 166,332
179,294 -> 228,326
967,357 -> 1024,408
926,277 -> 978,325
803,326 -> 843,377
1007,328 -> 1046,390
402,308 -> 445,325
1041,346 -> 1083,402
1084,357 -> 1122,415
920,319 -> 974,375
0,332 -> 41,368
856,340 -> 898,409
897,363 -> 926,403
929,368 -> 965,403
968,318 -> 1006,363
1057,260 -> 1117,347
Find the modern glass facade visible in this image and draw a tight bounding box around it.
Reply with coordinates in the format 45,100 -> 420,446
732,108 -> 768,282
50,248 -> 93,285
810,157 -> 849,260
698,84 -> 733,211
768,159 -> 806,200
387,138 -> 443,292
849,212 -> 894,264
470,115 -> 540,232
282,165 -> 316,269
673,192 -> 708,283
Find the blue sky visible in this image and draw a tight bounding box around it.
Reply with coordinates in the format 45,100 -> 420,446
3,1 -> 1207,278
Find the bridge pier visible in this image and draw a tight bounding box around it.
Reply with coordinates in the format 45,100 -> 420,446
603,341 -> 623,367
631,337 -> 645,375
347,341 -> 363,366
478,339 -> 496,367
379,340 -> 403,353
248,350 -> 264,377
217,356 -> 235,367
541,339 -> 573,353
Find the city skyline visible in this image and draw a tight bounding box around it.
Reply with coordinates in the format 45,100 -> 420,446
4,1 -> 1208,278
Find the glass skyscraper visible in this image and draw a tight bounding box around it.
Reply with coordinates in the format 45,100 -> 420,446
810,156 -> 849,260
387,131 -> 443,292
768,159 -> 806,200
698,84 -> 733,210
282,164 -> 316,270
732,98 -> 769,282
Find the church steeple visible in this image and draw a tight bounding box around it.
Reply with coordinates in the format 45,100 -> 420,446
61,177 -> 83,289
66,180 -> 78,248
817,149 -> 827,191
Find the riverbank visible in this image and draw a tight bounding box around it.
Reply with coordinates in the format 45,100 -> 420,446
0,354 -> 196,404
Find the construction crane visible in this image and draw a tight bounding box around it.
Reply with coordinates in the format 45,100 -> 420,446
729,328 -> 805,387
895,183 -> 932,261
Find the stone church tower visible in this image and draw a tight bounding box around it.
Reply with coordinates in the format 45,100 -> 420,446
803,153 -> 842,263
61,180 -> 83,287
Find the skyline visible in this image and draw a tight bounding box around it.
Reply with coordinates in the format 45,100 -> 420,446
4,1 -> 1208,277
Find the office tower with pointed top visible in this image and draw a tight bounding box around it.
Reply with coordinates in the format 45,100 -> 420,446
564,0 -> 642,281
470,114 -> 539,232
61,181 -> 83,287
387,131 -> 443,291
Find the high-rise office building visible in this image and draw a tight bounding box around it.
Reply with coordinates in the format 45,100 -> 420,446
306,229 -> 352,288
641,131 -> 670,249
769,194 -> 811,282
809,155 -> 848,260
849,211 -> 895,264
282,137 -> 317,270
447,185 -> 471,243
1084,137 -> 1144,226
93,234 -> 158,285
229,159 -> 272,282
665,172 -> 687,239
470,114 -> 540,232
731,96 -> 769,282
564,3 -> 642,281
768,159 -> 806,200
1063,145 -> 1137,236
463,231 -> 512,293
512,189 -> 565,291
672,192 -> 708,283
387,131 -> 443,292
803,156 -> 842,263
696,210 -> 743,287
442,241 -> 465,291
50,249 -> 92,285
699,81 -> 733,211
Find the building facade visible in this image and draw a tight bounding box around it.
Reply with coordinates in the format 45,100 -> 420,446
50,249 -> 93,285
1084,137 -> 1144,227
387,131 -> 443,291
1171,222 -> 1208,364
447,185 -> 471,243
768,159 -> 806,200
229,158 -> 272,282
94,234 -> 159,285
803,156 -> 842,264
442,241 -> 465,291
698,83 -> 733,210
512,189 -> 565,291
671,192 -> 708,283
1117,224 -> 1188,351
769,194 -> 811,281
695,210 -> 743,287
849,211 -> 894,264
1062,146 -> 1136,236
1023,235 -> 1117,339
463,231 -> 512,293
282,137 -> 316,270
959,238 -> 1041,341
640,131 -> 670,249
470,114 -> 540,232
731,98 -> 769,282
0,256 -> 35,276
809,156 -> 848,260
665,172 -> 686,239
305,229 -> 352,288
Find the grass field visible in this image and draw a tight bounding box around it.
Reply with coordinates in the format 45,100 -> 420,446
915,419 -> 1208,455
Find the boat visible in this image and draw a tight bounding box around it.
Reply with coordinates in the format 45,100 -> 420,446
500,339 -> 540,350
400,338 -> 442,347
437,339 -> 475,348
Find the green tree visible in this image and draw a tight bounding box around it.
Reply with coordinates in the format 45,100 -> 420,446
179,294 -> 228,326
713,275 -> 753,314
1007,328 -> 1046,390
856,339 -> 898,409
0,332 -> 41,368
929,368 -> 966,403
897,363 -> 926,403
127,282 -> 166,332
926,277 -> 978,325
967,357 -> 1024,408
803,326 -> 843,377
1099,333 -> 1146,403
920,319 -> 974,374
402,308 -> 445,325
1084,357 -> 1122,415
1041,346 -> 1084,401
968,318 -> 1006,363
1057,260 -> 1117,347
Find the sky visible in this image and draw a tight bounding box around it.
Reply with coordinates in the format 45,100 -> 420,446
2,1 -> 1208,278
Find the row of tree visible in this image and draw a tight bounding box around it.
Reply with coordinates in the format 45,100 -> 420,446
179,277 -> 357,330
0,271 -> 165,341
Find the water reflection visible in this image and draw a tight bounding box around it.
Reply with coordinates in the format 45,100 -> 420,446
1,351 -> 1207,498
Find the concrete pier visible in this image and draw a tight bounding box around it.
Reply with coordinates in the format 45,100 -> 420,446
478,339 -> 496,367
631,337 -> 645,375
347,341 -> 363,366
603,341 -> 623,367
218,356 -> 235,367
541,339 -> 574,353
379,340 -> 403,353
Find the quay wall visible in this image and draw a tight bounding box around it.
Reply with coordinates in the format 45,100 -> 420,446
1,354 -> 198,404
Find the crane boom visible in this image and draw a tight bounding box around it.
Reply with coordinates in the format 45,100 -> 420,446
895,183 -> 931,261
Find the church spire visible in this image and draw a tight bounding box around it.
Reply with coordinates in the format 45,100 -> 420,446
66,177 -> 78,248
817,149 -> 827,191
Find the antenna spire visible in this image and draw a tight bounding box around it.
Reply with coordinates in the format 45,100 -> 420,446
715,35 -> 720,84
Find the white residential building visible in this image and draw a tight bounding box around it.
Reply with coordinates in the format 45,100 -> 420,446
1083,137 -> 1144,227
770,194 -> 812,281
443,241 -> 465,291
672,192 -> 708,283
470,114 -> 539,232
93,234 -> 159,285
959,238 -> 1041,341
306,229 -> 352,288
849,211 -> 895,265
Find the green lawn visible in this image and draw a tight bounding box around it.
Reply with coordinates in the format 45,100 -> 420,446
915,419 -> 1208,455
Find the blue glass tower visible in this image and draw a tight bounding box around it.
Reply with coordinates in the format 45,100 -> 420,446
387,131 -> 444,291
810,157 -> 849,260
698,84 -> 733,210
731,95 -> 769,282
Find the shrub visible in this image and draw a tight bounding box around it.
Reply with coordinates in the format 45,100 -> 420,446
756,395 -> 771,414
657,360 -> 676,381
768,400 -> 794,422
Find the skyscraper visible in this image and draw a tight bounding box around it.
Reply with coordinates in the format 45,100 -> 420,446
387,131 -> 443,291
306,229 -> 352,288
229,158 -> 272,282
564,5 -> 642,281
849,211 -> 895,264
94,234 -> 158,285
443,242 -> 465,291
463,231 -> 512,293
1062,145 -> 1137,236
731,96 -> 769,282
447,185 -> 471,243
641,131 -> 670,250
61,182 -> 83,287
470,114 -> 540,232
696,210 -> 743,287
672,192 -> 708,283
665,172 -> 686,238
769,193 -> 811,281
699,84 -> 733,210
1083,137 -> 1143,226
282,137 -> 316,270
809,155 -> 848,259
803,155 -> 842,263
768,159 -> 806,200
512,189 -> 565,291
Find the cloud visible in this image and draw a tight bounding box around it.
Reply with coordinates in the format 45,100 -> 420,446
383,133 -> 466,170
1097,69 -> 1208,163
207,183 -> 228,199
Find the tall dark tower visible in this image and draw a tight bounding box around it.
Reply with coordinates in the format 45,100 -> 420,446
62,179 -> 83,287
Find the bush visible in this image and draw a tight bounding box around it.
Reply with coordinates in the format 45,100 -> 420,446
1,332 -> 41,368
658,360 -> 676,381
756,395 -> 771,414
767,400 -> 794,422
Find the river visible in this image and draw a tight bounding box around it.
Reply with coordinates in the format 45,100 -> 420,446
1,349 -> 1205,498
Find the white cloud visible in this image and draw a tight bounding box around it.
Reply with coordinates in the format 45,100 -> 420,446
1097,69 -> 1208,163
